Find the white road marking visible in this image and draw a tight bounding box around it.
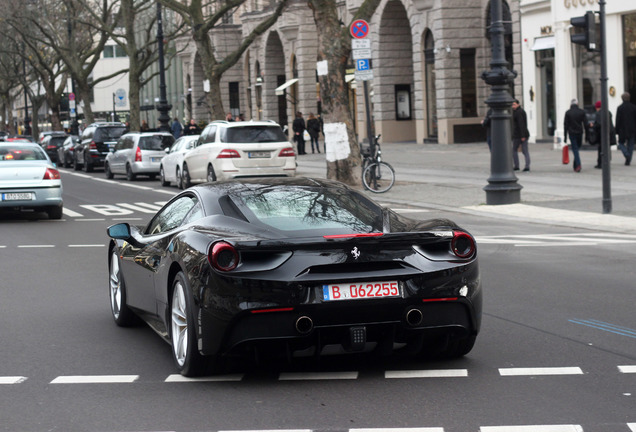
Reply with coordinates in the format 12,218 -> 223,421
352,429 -> 444,432
499,367 -> 583,376
112,217 -> 144,221
278,371 -> 358,381
0,245 -> 6,248
50,375 -> 139,384
219,430 -> 312,432
117,202 -> 159,213
134,202 -> 164,210
619,365 -> 636,373
115,182 -> 153,191
68,244 -> 105,248
385,369 -> 468,379
17,245 -> 55,248
0,376 -> 27,384
80,204 -> 134,216
62,207 -> 83,217
628,423 -> 636,432
75,218 -> 106,221
165,374 -> 244,382
480,426 -> 583,432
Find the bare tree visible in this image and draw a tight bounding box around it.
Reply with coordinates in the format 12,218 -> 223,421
308,0 -> 381,186
159,0 -> 290,120
0,44 -> 22,134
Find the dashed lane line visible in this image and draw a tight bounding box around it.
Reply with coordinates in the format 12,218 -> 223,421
0,376 -> 27,384
50,375 -> 139,384
385,369 -> 468,379
619,366 -> 636,373
480,426 -> 583,432
278,371 -> 359,381
498,367 -> 584,376
165,374 -> 244,382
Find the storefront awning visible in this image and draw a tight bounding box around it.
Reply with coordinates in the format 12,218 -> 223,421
531,36 -> 555,51
275,78 -> 299,95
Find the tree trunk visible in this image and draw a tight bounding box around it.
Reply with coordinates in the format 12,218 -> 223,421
128,68 -> 142,130
76,84 -> 95,124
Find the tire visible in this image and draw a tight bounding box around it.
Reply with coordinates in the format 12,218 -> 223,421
109,251 -> 138,327
73,154 -> 81,171
170,272 -> 208,376
176,167 -> 182,190
160,165 -> 169,186
181,164 -> 191,189
46,205 -> 63,220
105,162 -> 114,179
206,165 -> 217,183
126,164 -> 136,181
84,155 -> 93,172
63,156 -> 70,168
362,161 -> 395,193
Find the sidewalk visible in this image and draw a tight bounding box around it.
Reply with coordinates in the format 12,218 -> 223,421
295,141 -> 636,234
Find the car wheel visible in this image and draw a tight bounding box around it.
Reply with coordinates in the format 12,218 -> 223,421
105,162 -> 114,179
73,154 -> 81,171
160,166 -> 169,186
84,155 -> 93,172
46,205 -> 63,220
206,165 -> 217,183
181,164 -> 191,189
126,164 -> 136,181
109,251 -> 138,327
64,156 -> 70,168
176,167 -> 182,190
170,272 -> 207,376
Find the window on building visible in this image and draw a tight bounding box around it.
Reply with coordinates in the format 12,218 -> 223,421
103,45 -> 127,58
229,82 -> 240,117
395,85 -> 411,120
460,48 -> 477,117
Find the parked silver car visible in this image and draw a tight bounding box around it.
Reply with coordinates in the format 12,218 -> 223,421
0,142 -> 63,219
159,135 -> 199,188
104,132 -> 175,181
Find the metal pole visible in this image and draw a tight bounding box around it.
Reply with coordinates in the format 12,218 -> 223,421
68,20 -> 79,135
155,1 -> 172,132
363,80 -> 375,155
599,0 -> 612,213
481,0 -> 521,204
22,56 -> 31,137
112,93 -> 117,122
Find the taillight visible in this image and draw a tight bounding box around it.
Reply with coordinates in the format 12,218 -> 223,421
278,147 -> 295,157
43,168 -> 60,180
451,231 -> 475,259
216,149 -> 240,159
208,241 -> 239,271
135,146 -> 142,162
47,145 -> 56,150
89,141 -> 97,150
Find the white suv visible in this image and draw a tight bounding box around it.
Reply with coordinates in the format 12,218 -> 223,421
105,132 -> 175,181
180,120 -> 296,188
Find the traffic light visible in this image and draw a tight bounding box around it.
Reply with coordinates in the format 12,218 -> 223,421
571,11 -> 596,51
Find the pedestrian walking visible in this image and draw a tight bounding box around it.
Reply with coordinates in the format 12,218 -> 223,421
511,99 -> 530,172
591,100 -> 617,169
170,118 -> 183,139
185,119 -> 201,135
615,92 -> 636,166
482,108 -> 493,151
563,98 -> 587,172
306,113 -> 321,153
292,112 -> 306,155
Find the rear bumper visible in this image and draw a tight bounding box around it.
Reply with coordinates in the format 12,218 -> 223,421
0,186 -> 63,209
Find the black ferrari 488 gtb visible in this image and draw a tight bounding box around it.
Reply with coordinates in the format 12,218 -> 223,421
107,177 -> 482,376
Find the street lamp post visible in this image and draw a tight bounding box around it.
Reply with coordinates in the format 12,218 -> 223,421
155,1 -> 171,132
481,0 -> 521,205
22,56 -> 31,137
67,20 -> 79,135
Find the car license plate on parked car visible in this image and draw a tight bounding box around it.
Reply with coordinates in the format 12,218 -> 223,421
151,157 -> 163,162
2,192 -> 34,201
322,281 -> 400,301
248,151 -> 270,158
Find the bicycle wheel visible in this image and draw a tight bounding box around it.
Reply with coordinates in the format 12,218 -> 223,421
362,161 -> 395,193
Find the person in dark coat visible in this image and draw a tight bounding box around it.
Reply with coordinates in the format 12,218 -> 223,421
292,112 -> 306,155
185,119 -> 201,135
591,100 -> 617,168
511,99 -> 530,171
563,98 -> 587,172
306,113 -> 321,153
615,92 -> 636,165
170,118 -> 183,139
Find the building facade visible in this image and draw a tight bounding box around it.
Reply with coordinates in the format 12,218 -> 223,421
520,0 -> 636,144
177,0 -> 523,144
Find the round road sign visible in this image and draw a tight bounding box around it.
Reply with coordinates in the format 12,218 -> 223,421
350,19 -> 370,39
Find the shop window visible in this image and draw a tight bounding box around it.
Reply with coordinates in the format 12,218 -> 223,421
460,48 -> 477,117
229,82 -> 240,117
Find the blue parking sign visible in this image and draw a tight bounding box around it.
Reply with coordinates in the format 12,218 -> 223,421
356,59 -> 370,71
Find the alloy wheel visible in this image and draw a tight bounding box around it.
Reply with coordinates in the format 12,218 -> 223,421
171,281 -> 188,367
109,252 -> 122,320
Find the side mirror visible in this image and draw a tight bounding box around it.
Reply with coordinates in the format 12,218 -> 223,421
107,223 -> 143,247
165,147 -> 170,154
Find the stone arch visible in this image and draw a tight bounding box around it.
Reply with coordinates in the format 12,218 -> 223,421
375,0 -> 415,142
264,31 -> 287,127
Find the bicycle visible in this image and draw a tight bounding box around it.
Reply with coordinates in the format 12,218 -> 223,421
360,134 -> 395,193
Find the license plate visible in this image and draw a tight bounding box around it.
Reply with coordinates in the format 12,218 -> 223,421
323,281 -> 400,301
248,151 -> 270,158
2,192 -> 34,201
151,157 -> 163,162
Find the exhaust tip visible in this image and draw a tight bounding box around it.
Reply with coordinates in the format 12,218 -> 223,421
405,308 -> 423,327
295,316 -> 314,334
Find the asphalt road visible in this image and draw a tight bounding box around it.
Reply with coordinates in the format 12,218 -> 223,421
0,168 -> 635,432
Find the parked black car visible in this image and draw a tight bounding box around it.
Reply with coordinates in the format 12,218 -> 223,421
57,135 -> 79,168
107,177 -> 482,376
41,134 -> 68,164
74,122 -> 127,172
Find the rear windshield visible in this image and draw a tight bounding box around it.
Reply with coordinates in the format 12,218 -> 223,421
229,186 -> 382,233
139,135 -> 174,151
94,127 -> 127,142
221,126 -> 287,143
0,145 -> 47,161
49,136 -> 67,146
